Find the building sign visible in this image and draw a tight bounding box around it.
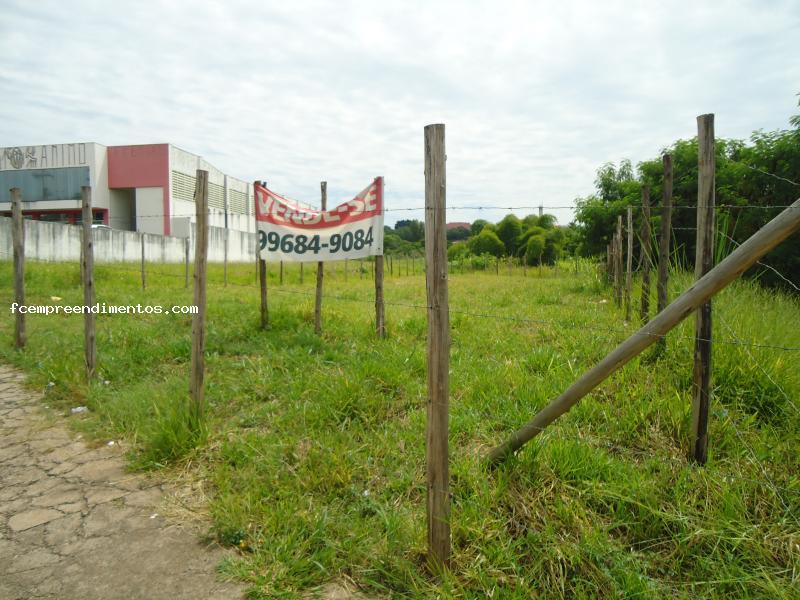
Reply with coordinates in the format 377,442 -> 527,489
0,143 -> 88,171
255,177 -> 384,262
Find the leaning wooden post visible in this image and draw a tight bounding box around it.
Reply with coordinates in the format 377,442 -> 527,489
190,170 -> 209,426
692,114 -> 715,464
424,123 -> 451,569
375,255 -> 386,338
81,187 -> 96,380
140,233 -> 146,290
625,206 -> 633,321
11,188 -> 26,349
640,186 -> 653,323
488,198 -> 800,465
614,216 -> 623,306
656,154 -> 674,350
314,182 -> 326,335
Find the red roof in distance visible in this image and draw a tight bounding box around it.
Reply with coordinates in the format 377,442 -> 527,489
446,222 -> 471,231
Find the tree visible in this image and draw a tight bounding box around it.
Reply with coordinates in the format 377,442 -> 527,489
470,219 -> 489,236
395,220 -> 424,242
496,214 -> 522,255
524,234 -> 546,265
447,241 -> 469,261
447,226 -> 470,242
468,229 -> 504,257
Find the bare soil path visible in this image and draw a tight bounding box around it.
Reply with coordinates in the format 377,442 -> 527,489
0,364 -> 243,600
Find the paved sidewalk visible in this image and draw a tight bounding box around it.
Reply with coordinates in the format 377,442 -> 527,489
0,364 -> 242,600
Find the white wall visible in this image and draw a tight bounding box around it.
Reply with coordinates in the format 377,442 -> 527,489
135,187 -> 164,234
0,216 -> 258,264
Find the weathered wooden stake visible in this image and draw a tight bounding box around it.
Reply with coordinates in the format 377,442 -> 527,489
625,206 -> 633,321
81,187 -> 96,380
640,186 -> 653,323
224,229 -> 229,287
190,170 -> 209,425
424,123 -> 450,569
140,233 -> 146,290
692,114 -> 715,464
11,188 -> 25,349
184,237 -> 190,288
259,259 -> 268,329
375,255 -> 386,338
614,217 -> 623,306
488,197 -> 800,465
314,182 -> 326,335
657,153 -> 674,349
279,260 -> 284,286
300,262 -> 304,285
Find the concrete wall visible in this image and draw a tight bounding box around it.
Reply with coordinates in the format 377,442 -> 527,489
135,187 -> 164,235
0,216 -> 257,264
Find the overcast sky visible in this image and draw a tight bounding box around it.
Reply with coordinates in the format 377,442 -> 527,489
1,0 -> 798,226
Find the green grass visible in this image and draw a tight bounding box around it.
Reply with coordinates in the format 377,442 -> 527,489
1,258 -> 799,598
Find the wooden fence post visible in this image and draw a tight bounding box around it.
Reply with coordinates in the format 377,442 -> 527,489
140,233 -> 146,290
11,188 -> 25,349
279,260 -> 284,286
640,186 -> 653,323
424,123 -> 450,569
487,197 -> 800,465
692,114 -> 715,464
255,181 -> 268,330
224,228 -> 229,287
314,182 -> 326,335
81,187 -> 96,380
300,262 -> 304,285
625,206 -> 633,321
190,170 -> 209,426
259,259 -> 268,329
185,237 -> 190,288
657,154 -> 674,316
614,217 -> 623,306
375,255 -> 386,338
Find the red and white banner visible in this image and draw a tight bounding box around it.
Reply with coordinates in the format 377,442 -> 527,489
255,177 -> 384,262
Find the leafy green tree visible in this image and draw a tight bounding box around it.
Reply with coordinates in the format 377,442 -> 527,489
446,226 -> 470,242
470,219 -> 489,236
468,229 -> 504,257
524,234 -> 546,265
447,241 -> 469,261
496,214 -> 522,255
395,220 -> 424,243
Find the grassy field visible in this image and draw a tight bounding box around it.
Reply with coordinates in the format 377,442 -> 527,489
1,258 -> 799,598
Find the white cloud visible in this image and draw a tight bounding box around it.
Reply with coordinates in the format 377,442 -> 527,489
1,0 -> 798,227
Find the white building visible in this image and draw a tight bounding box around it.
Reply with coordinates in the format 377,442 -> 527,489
0,142 -> 256,236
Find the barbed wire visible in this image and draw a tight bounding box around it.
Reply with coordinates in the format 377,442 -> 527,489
71,203 -> 799,223
2,250 -> 799,353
